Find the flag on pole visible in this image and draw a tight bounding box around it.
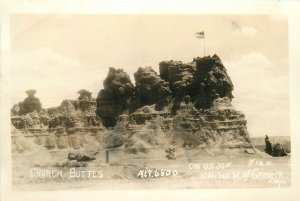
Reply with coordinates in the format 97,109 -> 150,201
195,31 -> 205,38
195,30 -> 206,56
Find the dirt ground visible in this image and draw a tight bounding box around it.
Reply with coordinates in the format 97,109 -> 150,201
12,145 -> 291,190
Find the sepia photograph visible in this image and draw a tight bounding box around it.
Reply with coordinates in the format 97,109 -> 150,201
1,1 -> 300,201
9,14 -> 290,190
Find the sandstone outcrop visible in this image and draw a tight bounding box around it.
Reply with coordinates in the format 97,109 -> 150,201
12,54 -> 253,153
11,89 -> 42,116
96,55 -> 251,150
96,68 -> 134,127
130,66 -> 171,112
11,89 -> 105,150
191,55 -> 234,109
159,60 -> 196,113
159,55 -> 234,113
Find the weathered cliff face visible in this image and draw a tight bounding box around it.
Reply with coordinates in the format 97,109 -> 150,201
96,54 -> 251,150
202,97 -> 250,148
159,60 -> 196,100
159,54 -> 234,112
47,99 -> 100,129
191,55 -> 234,109
11,90 -> 46,130
11,54 -> 252,152
97,55 -> 235,124
130,66 -> 171,112
11,89 -> 42,116
11,90 -> 101,130
11,90 -> 105,150
96,68 -> 134,127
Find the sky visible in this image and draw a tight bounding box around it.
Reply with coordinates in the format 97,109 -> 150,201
9,14 -> 289,137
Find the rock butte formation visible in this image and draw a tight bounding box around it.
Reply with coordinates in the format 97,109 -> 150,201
96,68 -> 134,127
11,89 -> 100,130
11,55 -> 252,152
11,89 -> 42,116
11,89 -> 104,150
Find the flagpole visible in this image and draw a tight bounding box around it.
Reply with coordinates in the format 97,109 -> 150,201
195,31 -> 205,57
204,36 -> 205,57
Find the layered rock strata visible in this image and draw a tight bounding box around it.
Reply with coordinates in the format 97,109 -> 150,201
12,55 -> 252,152
11,90 -> 105,150
96,55 -> 251,150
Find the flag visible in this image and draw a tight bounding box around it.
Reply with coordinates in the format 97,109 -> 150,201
195,31 -> 205,38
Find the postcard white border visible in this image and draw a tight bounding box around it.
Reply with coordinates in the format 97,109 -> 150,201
1,1 -> 300,201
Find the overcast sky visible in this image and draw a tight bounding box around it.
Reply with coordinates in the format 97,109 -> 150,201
10,14 -> 289,137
